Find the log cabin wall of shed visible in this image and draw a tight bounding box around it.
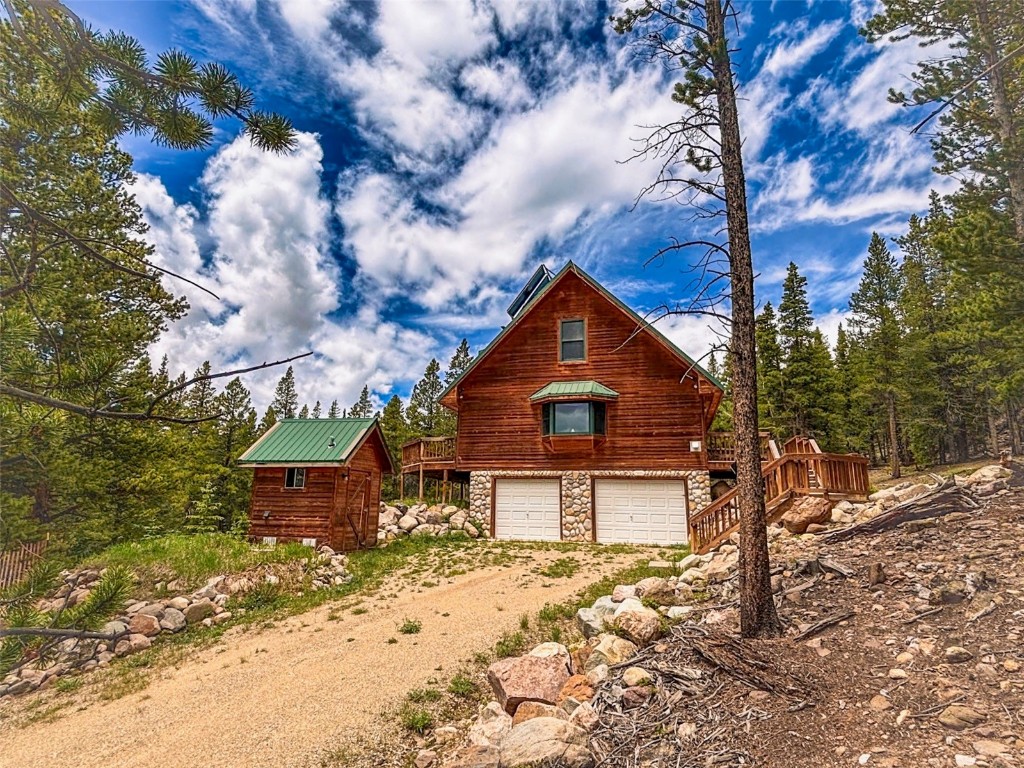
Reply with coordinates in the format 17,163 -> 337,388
454,271 -> 709,471
346,430 -> 387,546
248,467 -> 337,544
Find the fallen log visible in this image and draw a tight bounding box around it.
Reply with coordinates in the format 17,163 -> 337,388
824,478 -> 979,543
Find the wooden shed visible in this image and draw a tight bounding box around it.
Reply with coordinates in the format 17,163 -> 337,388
237,417 -> 394,552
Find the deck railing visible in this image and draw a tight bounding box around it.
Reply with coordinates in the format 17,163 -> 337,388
0,539 -> 48,589
706,431 -> 777,465
401,436 -> 457,467
688,451 -> 870,554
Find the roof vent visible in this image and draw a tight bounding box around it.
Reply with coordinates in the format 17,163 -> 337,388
507,264 -> 554,319
327,437 -> 336,448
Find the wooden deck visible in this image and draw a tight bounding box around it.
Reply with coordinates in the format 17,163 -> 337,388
688,448 -> 870,554
706,431 -> 780,471
401,437 -> 468,501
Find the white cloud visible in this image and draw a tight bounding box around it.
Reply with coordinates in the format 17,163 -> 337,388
135,132 -> 436,410
338,65 -> 683,310
815,308 -> 853,349
654,311 -> 730,370
761,20 -> 844,79
462,60 -> 534,110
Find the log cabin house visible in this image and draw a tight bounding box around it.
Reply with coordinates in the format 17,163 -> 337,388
238,417 -> 393,551
402,262 -> 870,552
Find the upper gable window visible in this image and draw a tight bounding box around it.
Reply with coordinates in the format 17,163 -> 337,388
560,319 -> 586,362
285,467 -> 306,489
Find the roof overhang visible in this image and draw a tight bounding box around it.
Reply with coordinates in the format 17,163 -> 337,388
529,380 -> 620,403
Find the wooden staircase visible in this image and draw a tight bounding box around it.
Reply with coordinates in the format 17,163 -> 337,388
688,439 -> 870,554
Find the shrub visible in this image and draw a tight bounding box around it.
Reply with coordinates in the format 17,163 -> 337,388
447,673 -> 476,698
398,617 -> 422,634
399,703 -> 434,734
493,630 -> 526,658
407,687 -> 442,703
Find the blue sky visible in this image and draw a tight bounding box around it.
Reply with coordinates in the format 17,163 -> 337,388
72,0 -> 949,411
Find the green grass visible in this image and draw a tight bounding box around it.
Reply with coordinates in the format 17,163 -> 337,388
407,687 -> 442,703
84,533 -> 314,590
53,676 -> 84,694
539,557 -> 581,578
493,630 -> 527,658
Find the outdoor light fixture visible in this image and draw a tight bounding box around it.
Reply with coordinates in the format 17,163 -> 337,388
262,510 -> 271,520
690,440 -> 702,452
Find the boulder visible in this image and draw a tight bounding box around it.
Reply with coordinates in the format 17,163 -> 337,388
136,603 -> 165,619
468,701 -> 513,749
114,633 -> 152,657
621,667 -> 653,687
183,598 -> 215,624
584,634 -> 638,671
397,514 -> 419,532
613,604 -> 663,646
557,674 -> 595,704
528,643 -> 571,668
575,608 -> 605,639
781,496 -> 833,534
167,596 -> 190,611
128,613 -> 162,637
964,465 -> 1011,487
512,701 -> 566,726
379,506 -> 399,527
591,595 -> 617,617
449,746 -> 499,768
611,585 -> 636,603
568,701 -> 599,731
160,607 -> 187,633
939,705 -> 987,730
101,620 -> 128,638
634,577 -> 677,606
487,655 -> 572,715
498,718 -> 593,768
679,567 -> 707,585
463,522 -> 481,538
702,557 -> 734,583
425,507 -> 444,525
895,483 -> 931,502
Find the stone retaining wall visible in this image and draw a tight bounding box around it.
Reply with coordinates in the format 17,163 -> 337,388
468,469 -> 712,543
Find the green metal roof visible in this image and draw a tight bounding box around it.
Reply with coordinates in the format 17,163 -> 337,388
530,380 -> 620,401
439,261 -> 724,400
237,418 -> 375,465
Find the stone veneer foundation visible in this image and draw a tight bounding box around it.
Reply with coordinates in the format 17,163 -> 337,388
467,469 -> 713,542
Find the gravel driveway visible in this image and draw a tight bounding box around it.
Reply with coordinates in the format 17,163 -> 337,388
0,545 -> 645,767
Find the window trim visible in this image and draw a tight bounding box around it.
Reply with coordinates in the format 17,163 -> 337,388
559,318 -> 587,363
542,401 -> 607,436
284,467 -> 306,489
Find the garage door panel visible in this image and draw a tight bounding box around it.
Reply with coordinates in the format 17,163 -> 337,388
495,479 -> 561,542
595,479 -> 688,546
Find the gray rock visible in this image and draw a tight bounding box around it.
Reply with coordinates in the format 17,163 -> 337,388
499,717 -> 593,768
397,514 -> 419,532
167,596 -> 190,611
575,608 -> 605,639
183,598 -> 215,624
160,607 -> 187,632
468,701 -> 513,749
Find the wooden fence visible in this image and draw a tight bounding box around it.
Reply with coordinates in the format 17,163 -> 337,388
0,539 -> 48,589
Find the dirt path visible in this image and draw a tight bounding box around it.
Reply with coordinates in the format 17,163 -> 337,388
0,546 -> 645,768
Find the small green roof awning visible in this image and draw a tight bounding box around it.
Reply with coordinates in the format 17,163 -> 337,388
529,380 -> 620,402
237,418 -> 375,465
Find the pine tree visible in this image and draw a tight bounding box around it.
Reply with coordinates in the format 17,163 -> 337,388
754,303 -> 785,433
777,263 -> 821,436
298,404 -> 310,419
379,395 -> 408,499
849,233 -> 905,478
407,359 -> 444,436
327,400 -> 340,418
271,367 -> 298,419
311,401 -> 322,419
349,386 -> 373,418
258,406 -> 277,434
437,340 -> 472,435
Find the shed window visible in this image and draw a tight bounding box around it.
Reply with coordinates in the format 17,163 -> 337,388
543,401 -> 606,436
560,319 -> 586,362
285,467 -> 306,489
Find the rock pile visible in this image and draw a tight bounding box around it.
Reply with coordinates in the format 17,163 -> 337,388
0,545 -> 350,699
377,502 -> 480,545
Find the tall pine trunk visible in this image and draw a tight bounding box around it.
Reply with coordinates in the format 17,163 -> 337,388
975,1 -> 1024,244
707,0 -> 780,639
987,401 -> 1001,458
887,392 -> 901,479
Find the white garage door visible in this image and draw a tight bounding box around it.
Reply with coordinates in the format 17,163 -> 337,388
494,479 -> 561,541
595,479 -> 688,545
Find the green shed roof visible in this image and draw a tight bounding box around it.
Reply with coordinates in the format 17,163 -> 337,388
237,418 -> 376,465
530,380 -> 620,401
